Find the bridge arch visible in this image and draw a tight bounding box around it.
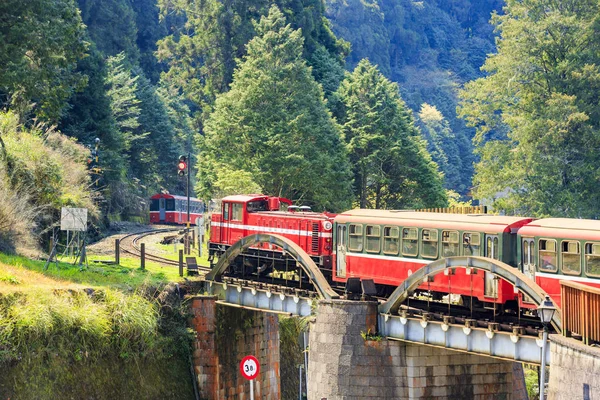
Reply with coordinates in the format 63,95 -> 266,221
204,233 -> 339,300
379,256 -> 562,331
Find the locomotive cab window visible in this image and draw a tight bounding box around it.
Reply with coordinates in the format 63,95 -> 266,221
421,229 -> 438,259
166,199 -> 175,211
442,230 -> 459,257
538,239 -> 557,272
247,200 -> 268,213
348,224 -> 363,252
402,228 -> 418,257
365,225 -> 381,253
561,241 -> 581,275
223,203 -> 230,220
585,243 -> 600,277
462,232 -> 481,256
231,203 -> 243,221
383,226 -> 399,255
150,199 -> 159,211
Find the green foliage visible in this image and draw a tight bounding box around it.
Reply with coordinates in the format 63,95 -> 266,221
459,0 -> 600,218
360,328 -> 382,341
201,6 -> 353,211
418,104 -> 465,192
0,0 -> 87,122
157,0 -> 348,118
325,0 -> 502,195
78,0 -> 140,63
0,111 -> 97,251
279,316 -> 308,400
334,59 -> 447,209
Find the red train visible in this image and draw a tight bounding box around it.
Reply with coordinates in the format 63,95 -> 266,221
149,193 -> 204,225
209,194 -> 600,309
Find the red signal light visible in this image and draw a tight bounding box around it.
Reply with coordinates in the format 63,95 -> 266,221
178,161 -> 187,171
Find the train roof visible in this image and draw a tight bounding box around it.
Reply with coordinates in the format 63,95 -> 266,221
221,194 -> 267,202
150,193 -> 202,201
518,218 -> 600,240
335,209 -> 533,233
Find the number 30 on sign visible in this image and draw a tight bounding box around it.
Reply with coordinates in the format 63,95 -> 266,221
240,355 -> 260,380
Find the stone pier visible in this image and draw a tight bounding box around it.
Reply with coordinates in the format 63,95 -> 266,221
548,335 -> 600,400
307,299 -> 527,400
189,296 -> 280,399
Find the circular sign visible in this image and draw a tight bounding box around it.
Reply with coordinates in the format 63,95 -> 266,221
240,355 -> 260,380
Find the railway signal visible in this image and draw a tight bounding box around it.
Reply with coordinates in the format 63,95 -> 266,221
177,155 -> 187,177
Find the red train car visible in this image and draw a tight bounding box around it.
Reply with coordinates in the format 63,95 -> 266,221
209,194 -> 335,272
149,193 -> 204,225
332,209 -> 533,307
517,218 -> 600,308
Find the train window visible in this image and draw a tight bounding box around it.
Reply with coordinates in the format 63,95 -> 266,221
365,225 -> 381,253
247,200 -> 268,213
150,199 -> 159,211
166,199 -> 175,211
486,236 -> 500,260
538,239 -> 557,272
402,228 -> 418,256
585,243 -> 600,277
231,203 -> 243,221
383,226 -> 399,255
463,232 -> 481,256
561,241 -> 581,275
348,224 -> 363,252
442,230 -> 459,257
223,203 -> 230,220
420,229 -> 438,259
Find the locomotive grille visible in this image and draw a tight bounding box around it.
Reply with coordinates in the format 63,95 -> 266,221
311,223 -> 319,253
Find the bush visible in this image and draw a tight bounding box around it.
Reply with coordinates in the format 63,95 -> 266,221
0,111 -> 97,252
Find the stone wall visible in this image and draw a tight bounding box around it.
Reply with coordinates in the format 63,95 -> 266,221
547,335 -> 600,400
190,296 -> 280,399
308,299 -> 526,400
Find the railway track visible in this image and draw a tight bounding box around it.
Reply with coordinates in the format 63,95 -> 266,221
118,228 -> 211,272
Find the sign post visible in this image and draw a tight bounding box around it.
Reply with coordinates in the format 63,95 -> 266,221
240,355 -> 260,400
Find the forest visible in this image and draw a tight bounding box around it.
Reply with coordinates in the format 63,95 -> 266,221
2,0 -> 600,252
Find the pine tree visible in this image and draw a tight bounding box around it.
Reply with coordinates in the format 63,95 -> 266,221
335,59 -> 447,209
201,6 -> 353,211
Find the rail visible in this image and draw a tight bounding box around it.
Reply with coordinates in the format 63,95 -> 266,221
561,280 -> 600,345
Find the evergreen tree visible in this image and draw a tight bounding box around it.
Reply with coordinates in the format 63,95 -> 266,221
459,0 -> 600,218
335,59 -> 447,209
78,0 -> 140,62
157,0 -> 347,116
0,0 -> 87,122
201,6 -> 353,211
418,104 -> 463,192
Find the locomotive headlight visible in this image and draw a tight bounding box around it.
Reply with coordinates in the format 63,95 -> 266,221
322,221 -> 332,231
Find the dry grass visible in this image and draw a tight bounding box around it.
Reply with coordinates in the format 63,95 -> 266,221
0,262 -> 88,294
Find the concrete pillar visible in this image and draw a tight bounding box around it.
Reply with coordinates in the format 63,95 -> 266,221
308,299 -> 408,399
547,335 -> 600,400
189,296 -> 281,399
308,299 -> 523,400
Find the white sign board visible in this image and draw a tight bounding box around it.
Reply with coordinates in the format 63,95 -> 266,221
60,207 -> 88,231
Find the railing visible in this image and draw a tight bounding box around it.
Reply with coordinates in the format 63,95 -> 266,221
561,280 -> 600,345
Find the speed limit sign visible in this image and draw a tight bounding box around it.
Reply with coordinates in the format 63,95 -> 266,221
240,355 -> 260,380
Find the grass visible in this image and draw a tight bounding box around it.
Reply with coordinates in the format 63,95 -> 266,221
0,252 -> 193,293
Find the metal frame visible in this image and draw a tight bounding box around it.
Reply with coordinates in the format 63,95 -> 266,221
379,256 -> 562,332
204,233 -> 339,299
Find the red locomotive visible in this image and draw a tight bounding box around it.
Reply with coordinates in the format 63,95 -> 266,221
149,193 -> 204,225
209,194 -> 335,274
209,194 -> 600,309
